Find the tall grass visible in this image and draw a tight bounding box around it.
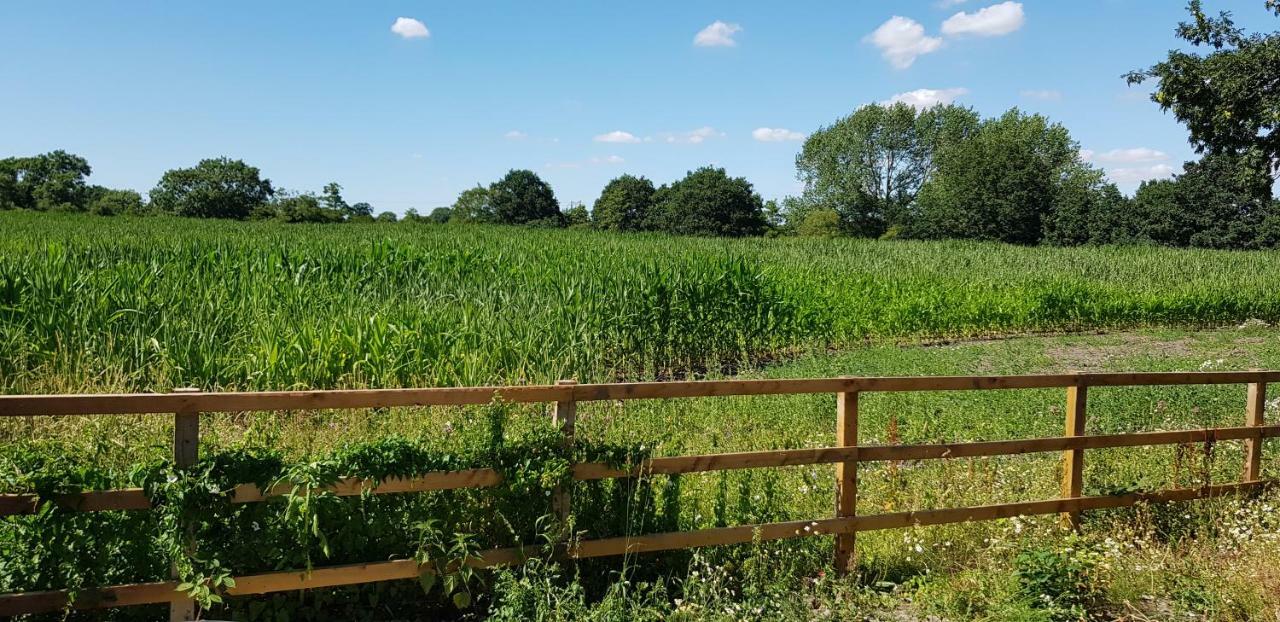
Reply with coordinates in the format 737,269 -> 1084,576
3,210 -> 1280,392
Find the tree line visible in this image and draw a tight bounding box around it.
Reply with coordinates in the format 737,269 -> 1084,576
3,1 -> 1275,249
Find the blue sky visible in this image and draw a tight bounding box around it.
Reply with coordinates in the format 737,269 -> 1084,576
2,1 -> 1276,213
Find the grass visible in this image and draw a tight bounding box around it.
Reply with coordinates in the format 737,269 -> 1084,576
5,212 -> 1280,619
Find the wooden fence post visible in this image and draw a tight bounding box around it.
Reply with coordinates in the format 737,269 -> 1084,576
170,387 -> 200,622
835,386 -> 859,575
1060,376 -> 1087,530
552,380 -> 577,531
1243,377 -> 1267,482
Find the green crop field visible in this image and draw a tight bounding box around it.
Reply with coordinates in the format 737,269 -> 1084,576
4,212 -> 1280,621
5,210 -> 1280,393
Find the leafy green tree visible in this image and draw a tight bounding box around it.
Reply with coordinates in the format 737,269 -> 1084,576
321,182 -> 349,215
592,174 -> 655,231
1126,1 -> 1280,180
647,167 -> 766,237
150,157 -> 274,219
0,150 -> 93,211
449,186 -> 496,223
256,192 -> 344,223
488,169 -> 563,226
86,187 -> 147,216
428,207 -> 452,223
1126,152 -> 1277,249
349,202 -> 374,219
375,211 -> 398,223
1130,178 -> 1186,246
564,202 -> 591,228
796,208 -> 842,238
1041,167 -> 1133,246
910,109 -> 1080,245
796,103 -> 979,237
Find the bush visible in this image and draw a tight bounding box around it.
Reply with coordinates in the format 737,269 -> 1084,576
1014,539 -> 1107,620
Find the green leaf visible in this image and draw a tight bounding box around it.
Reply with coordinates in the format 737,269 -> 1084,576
417,571 -> 437,595
452,591 -> 471,609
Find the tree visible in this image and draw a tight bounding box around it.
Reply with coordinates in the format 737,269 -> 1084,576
1126,1 -> 1280,180
86,187 -> 147,216
796,208 -> 842,238
427,207 -> 452,223
796,103 -> 979,237
0,150 -> 93,211
1041,167 -> 1133,246
349,202 -> 375,220
647,167 -> 766,237
488,169 -> 563,226
910,109 -> 1080,245
592,174 -> 655,231
1138,152 -> 1277,249
255,192 -> 344,223
321,182 -> 349,214
449,186 -> 496,223
564,202 -> 591,228
150,157 -> 274,219
375,211 -> 398,223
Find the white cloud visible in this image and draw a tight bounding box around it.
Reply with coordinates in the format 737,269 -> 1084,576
883,87 -> 969,109
390,17 -> 430,39
694,21 -> 742,47
662,126 -> 725,144
503,130 -> 527,141
545,155 -> 625,169
752,127 -> 806,142
1107,164 -> 1177,184
1085,147 -> 1170,164
936,0 -> 969,7
1020,89 -> 1062,101
594,130 -> 642,144
941,2 -> 1024,37
866,16 -> 943,69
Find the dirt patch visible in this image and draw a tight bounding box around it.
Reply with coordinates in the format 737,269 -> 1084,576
1042,333 -> 1196,372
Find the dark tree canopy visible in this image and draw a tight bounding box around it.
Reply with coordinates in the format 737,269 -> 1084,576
150,158 -> 274,220
592,174 -> 655,232
0,150 -> 92,211
86,187 -> 147,216
1130,152 -> 1278,249
488,169 -> 562,226
910,109 -> 1083,245
648,167 -> 766,237
1127,1 -> 1280,179
427,207 -> 453,223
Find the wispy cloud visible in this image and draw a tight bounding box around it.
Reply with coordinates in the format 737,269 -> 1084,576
941,2 -> 1025,37
593,130 -> 642,144
1020,89 -> 1062,101
694,21 -> 742,47
752,127 -> 806,142
661,126 -> 724,144
1083,147 -> 1170,164
503,130 -> 527,141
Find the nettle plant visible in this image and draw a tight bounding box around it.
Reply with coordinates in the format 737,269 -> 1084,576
0,400 -> 664,619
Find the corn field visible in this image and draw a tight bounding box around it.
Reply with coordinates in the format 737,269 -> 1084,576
3,210 -> 1280,393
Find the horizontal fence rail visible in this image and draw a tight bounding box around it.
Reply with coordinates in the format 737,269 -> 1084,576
0,370 -> 1274,618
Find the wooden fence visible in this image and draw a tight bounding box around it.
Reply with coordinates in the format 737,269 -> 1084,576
0,371 -> 1276,619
